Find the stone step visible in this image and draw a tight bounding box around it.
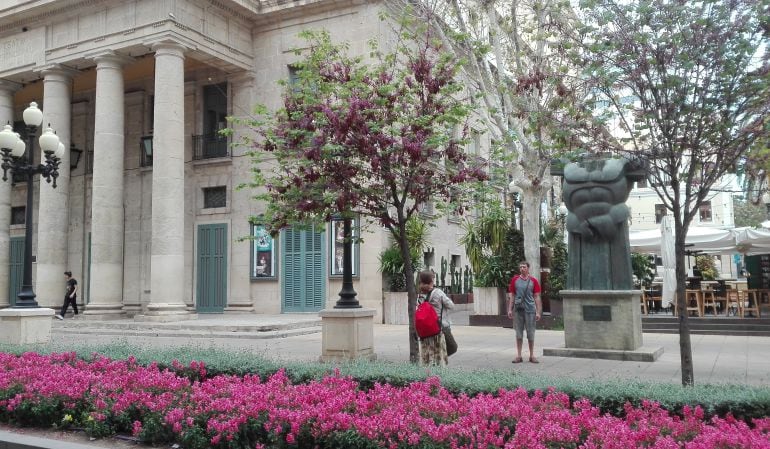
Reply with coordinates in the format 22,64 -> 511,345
642,316 -> 770,336
52,325 -> 322,340
49,314 -> 324,339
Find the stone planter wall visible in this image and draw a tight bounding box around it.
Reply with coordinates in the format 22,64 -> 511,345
383,292 -> 409,324
472,287 -> 506,315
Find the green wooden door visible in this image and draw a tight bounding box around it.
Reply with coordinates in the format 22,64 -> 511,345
196,224 -> 228,313
8,237 -> 24,307
281,225 -> 325,312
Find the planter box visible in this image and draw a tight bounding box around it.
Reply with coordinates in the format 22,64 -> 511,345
383,292 -> 408,325
449,293 -> 473,304
473,287 -> 506,315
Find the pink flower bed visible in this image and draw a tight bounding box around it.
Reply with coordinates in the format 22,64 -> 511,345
0,352 -> 769,449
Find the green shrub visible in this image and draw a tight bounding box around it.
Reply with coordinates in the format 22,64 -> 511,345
2,342 -> 769,422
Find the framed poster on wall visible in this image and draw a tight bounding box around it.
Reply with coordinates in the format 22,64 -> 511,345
330,216 -> 359,277
251,224 -> 277,280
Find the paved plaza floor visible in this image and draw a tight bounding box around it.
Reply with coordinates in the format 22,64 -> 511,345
48,310 -> 770,387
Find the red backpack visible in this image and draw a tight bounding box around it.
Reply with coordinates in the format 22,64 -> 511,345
415,289 -> 442,339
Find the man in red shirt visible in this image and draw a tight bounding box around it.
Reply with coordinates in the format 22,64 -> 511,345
506,261 -> 542,363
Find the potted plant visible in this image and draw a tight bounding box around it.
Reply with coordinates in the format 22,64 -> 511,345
460,202 -> 524,323
379,217 -> 429,324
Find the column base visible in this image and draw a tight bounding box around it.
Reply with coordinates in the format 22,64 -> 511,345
319,307 -> 377,362
121,303 -> 142,317
134,303 -> 196,322
0,307 -> 55,345
82,304 -> 126,320
224,303 -> 255,313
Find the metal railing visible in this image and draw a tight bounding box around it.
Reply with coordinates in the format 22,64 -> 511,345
192,134 -> 230,160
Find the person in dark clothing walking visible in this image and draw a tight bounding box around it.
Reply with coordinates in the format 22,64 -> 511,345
55,271 -> 78,320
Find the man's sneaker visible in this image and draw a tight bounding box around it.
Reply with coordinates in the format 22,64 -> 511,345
55,314 -> 64,320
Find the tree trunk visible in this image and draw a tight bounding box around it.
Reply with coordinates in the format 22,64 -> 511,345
396,221 -> 419,363
674,221 -> 695,386
521,187 -> 543,277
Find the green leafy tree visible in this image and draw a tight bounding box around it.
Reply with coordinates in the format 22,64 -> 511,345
541,217 -> 568,301
631,253 -> 656,289
242,27 -> 486,362
388,0 -> 611,281
575,0 -> 770,385
460,200 -> 524,288
734,198 -> 767,228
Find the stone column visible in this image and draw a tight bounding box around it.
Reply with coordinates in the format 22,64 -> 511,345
36,65 -> 76,308
143,41 -> 192,320
225,73 -> 255,313
0,80 -> 20,309
84,52 -> 133,318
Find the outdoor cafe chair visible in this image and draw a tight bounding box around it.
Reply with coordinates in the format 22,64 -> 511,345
726,289 -> 743,316
741,290 -> 761,318
701,284 -> 722,316
684,289 -> 703,317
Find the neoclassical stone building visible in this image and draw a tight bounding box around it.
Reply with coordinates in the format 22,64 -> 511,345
0,0 -> 476,320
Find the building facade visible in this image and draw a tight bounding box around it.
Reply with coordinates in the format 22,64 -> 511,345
0,0 -> 475,320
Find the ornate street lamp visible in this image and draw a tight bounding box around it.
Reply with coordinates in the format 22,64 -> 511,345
0,101 -> 62,308
334,215 -> 360,308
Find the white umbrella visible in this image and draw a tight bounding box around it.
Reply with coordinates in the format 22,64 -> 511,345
660,216 -> 676,308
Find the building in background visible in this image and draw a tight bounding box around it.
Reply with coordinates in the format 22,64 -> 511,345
0,0 -> 484,320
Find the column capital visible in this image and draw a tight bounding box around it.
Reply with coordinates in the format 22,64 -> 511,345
35,64 -> 80,82
87,50 -> 134,69
144,36 -> 195,58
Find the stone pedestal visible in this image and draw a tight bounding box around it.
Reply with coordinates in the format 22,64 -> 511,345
0,308 -> 55,345
542,290 -> 662,362
319,308 -> 376,362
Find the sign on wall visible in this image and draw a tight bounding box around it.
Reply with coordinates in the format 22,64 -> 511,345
251,224 -> 276,280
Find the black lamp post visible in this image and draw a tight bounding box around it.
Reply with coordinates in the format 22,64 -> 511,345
0,101 -> 63,308
334,216 -> 361,308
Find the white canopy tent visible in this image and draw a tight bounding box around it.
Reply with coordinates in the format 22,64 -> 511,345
629,226 -> 739,255
735,228 -> 770,255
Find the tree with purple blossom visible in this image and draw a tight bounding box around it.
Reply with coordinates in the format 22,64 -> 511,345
241,25 -> 487,362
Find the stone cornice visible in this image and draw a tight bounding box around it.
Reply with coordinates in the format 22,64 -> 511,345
0,0 -> 104,34
0,79 -> 22,93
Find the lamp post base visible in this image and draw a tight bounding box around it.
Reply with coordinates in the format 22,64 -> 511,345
319,308 -> 376,362
0,307 -> 55,345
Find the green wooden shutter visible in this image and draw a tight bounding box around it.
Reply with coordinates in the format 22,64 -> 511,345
8,237 -> 24,307
281,225 -> 325,312
196,224 -> 228,312
308,229 -> 325,310
282,227 -> 302,312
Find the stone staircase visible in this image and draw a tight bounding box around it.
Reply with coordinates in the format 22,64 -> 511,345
51,315 -> 323,340
642,316 -> 770,336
